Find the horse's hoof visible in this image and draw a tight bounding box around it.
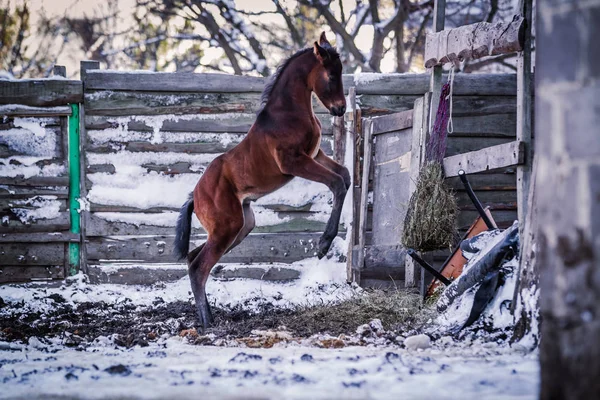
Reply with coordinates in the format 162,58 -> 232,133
317,237 -> 332,259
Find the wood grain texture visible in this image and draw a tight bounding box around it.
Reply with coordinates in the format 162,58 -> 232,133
424,16 -> 525,67
0,80 -> 83,106
443,140 -> 525,177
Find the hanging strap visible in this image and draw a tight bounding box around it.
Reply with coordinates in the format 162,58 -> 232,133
446,66 -> 455,134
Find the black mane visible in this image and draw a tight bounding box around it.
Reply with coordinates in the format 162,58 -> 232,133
259,45 -> 339,111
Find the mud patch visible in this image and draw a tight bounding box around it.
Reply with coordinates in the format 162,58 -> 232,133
0,289 -> 429,348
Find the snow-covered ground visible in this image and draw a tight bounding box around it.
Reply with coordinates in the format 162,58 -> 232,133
0,335 -> 539,400
1,235 -> 540,399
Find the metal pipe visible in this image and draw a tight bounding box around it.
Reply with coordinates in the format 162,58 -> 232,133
458,169 -> 496,230
68,103 -> 81,276
407,249 -> 451,286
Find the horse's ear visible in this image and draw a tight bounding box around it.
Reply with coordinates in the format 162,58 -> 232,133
319,31 -> 330,47
313,42 -> 329,64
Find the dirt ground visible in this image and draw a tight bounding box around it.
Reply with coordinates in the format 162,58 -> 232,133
0,288 -> 431,349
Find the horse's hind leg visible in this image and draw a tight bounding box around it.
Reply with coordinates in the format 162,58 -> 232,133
226,202 -> 255,254
188,194 -> 244,330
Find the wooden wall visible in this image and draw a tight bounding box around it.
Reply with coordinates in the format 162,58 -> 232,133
0,78 -> 83,283
82,69 -> 339,267
0,70 -> 521,284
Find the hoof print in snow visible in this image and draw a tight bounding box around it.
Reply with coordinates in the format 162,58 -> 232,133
291,374 -> 309,383
104,364 -> 132,376
300,354 -> 313,362
269,357 -> 282,365
147,350 -> 167,358
343,380 -> 366,388
47,293 -> 66,303
229,352 -> 262,363
64,372 -> 78,381
385,352 -> 400,363
404,334 -> 431,350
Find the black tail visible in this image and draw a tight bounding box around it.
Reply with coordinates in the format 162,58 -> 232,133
174,194 -> 194,261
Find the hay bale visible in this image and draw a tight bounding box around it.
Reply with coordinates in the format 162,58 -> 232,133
402,162 -> 458,252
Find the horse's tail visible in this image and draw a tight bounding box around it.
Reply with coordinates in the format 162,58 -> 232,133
174,194 -> 194,261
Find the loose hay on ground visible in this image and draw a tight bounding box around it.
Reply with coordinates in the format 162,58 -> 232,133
0,288 -> 435,347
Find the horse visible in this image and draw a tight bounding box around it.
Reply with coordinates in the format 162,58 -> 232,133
174,32 -> 349,329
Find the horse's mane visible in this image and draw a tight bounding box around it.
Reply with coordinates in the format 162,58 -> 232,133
259,45 -> 339,111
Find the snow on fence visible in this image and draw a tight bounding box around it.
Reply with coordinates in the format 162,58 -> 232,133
0,68 -> 82,283
0,65 -> 522,286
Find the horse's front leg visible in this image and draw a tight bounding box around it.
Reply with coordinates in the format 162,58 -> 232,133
278,152 -> 348,258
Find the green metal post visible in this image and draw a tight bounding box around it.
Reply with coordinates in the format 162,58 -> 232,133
68,103 -> 81,275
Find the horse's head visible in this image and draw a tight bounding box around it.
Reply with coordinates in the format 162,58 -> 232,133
311,32 -> 346,117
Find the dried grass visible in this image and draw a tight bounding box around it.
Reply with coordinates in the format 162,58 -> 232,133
210,288 -> 434,337
402,162 -> 458,252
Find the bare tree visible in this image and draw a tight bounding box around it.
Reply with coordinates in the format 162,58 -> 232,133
0,1 -> 68,78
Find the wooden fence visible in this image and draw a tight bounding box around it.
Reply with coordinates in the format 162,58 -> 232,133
350,74 -> 522,289
0,68 -> 83,283
1,66 -> 523,285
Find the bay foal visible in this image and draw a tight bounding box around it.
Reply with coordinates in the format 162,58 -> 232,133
174,33 -> 349,329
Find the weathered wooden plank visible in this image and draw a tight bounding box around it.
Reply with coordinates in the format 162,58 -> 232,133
443,140 -> 525,177
85,137 -> 332,156
372,127 -> 412,245
1,198 -> 67,214
404,94 -> 430,288
87,264 -> 300,285
86,232 -> 333,263
424,16 -> 525,68
84,114 -> 335,136
458,210 -> 516,229
359,95 -> 420,116
353,244 -> 406,271
370,110 -> 413,135
0,232 -> 79,243
85,91 -> 332,116
0,186 -> 69,199
0,212 -> 70,233
0,265 -> 65,284
84,71 -> 518,96
0,242 -> 65,265
84,212 -> 333,236
355,119 -> 374,284
0,79 -> 83,107
450,113 -> 516,137
0,176 -> 69,187
347,73 -> 518,96
455,190 -> 517,209
516,0 -> 533,239
85,71 -> 267,93
86,141 -> 236,155
0,105 -> 72,117
446,171 -> 516,191
445,136 -> 514,157
360,95 -> 515,117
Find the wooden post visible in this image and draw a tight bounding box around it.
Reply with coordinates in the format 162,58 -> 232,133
516,0 -> 533,236
80,60 -> 100,85
333,115 -> 345,164
345,87 -> 357,283
429,0 -> 446,128
404,93 -> 430,288
354,118 -> 374,285
53,65 -> 67,78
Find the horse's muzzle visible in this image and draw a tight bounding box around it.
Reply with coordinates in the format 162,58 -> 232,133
330,105 -> 346,116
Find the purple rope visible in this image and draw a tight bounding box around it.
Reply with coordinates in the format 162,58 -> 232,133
425,82 -> 452,163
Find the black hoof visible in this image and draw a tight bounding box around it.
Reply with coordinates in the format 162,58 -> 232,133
317,236 -> 333,259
